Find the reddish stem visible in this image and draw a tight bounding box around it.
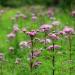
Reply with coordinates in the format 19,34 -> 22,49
30,37 -> 34,72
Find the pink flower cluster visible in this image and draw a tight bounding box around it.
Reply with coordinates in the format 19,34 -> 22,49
7,32 -> 16,39
40,24 -> 52,32
32,14 -> 37,21
48,8 -> 54,17
30,50 -> 41,59
13,24 -> 19,33
32,61 -> 42,68
63,26 -> 74,35
58,31 -> 65,35
26,30 -> 37,37
48,34 -> 59,40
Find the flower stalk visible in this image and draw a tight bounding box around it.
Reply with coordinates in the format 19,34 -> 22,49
52,41 -> 55,75
30,37 -> 34,72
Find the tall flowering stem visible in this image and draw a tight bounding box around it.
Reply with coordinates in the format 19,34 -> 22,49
68,35 -> 72,61
52,40 -> 55,75
58,31 -> 65,46
40,24 -> 52,49
30,37 -> 34,72
48,33 -> 59,75
63,26 -> 74,75
26,30 -> 36,72
68,35 -> 72,75
44,31 -> 47,49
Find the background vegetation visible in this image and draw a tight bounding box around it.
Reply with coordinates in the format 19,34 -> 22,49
0,0 -> 75,8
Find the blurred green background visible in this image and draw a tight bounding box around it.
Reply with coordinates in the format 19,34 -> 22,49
0,0 -> 75,8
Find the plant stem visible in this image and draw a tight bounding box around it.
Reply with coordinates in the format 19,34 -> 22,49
61,35 -> 63,46
44,31 -> 47,49
68,35 -> 72,75
52,41 -> 55,75
68,35 -> 72,60
0,62 -> 3,75
30,37 -> 34,72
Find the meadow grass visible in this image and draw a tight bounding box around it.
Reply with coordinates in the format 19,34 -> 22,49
0,7 -> 75,75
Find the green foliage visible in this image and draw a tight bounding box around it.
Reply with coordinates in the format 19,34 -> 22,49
0,7 -> 75,75
0,0 -> 75,8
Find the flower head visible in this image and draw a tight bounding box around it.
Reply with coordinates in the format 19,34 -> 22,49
13,24 -> 19,33
7,32 -> 16,39
40,24 -> 52,32
71,11 -> 75,16
0,10 -> 4,14
15,14 -> 20,20
47,45 -> 61,51
19,41 -> 30,49
15,58 -> 21,64
32,61 -> 42,68
0,53 -> 4,61
30,50 -> 41,58
8,47 -> 14,53
22,15 -> 27,19
22,27 -> 27,33
58,31 -> 65,35
32,16 -> 37,21
48,8 -> 54,17
26,30 -> 37,37
51,21 -> 60,26
40,39 -> 52,44
63,26 -> 74,35
48,33 -> 59,40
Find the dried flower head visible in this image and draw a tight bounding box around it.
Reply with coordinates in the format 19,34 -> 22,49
15,58 -> 21,64
22,27 -> 27,33
0,53 -> 4,61
0,10 -> 4,14
40,39 -> 52,44
47,45 -> 61,51
71,11 -> 75,16
13,24 -> 19,33
19,41 -> 30,49
51,21 -> 60,26
7,32 -> 16,39
32,61 -> 42,68
8,47 -> 14,53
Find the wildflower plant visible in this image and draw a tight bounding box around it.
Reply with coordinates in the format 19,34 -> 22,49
63,26 -> 74,75
26,30 -> 37,72
48,33 -> 60,75
40,24 -> 52,49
